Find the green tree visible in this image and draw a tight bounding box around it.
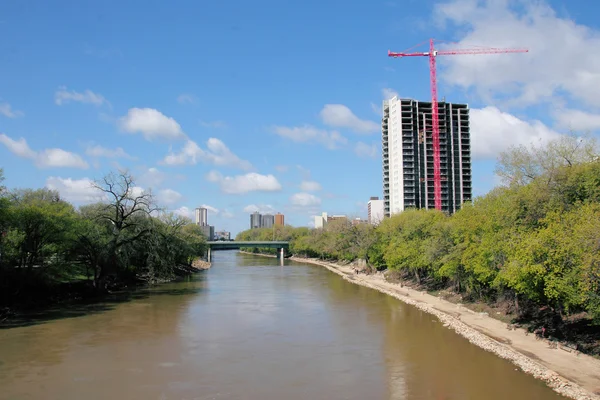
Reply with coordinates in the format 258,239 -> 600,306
5,188 -> 76,271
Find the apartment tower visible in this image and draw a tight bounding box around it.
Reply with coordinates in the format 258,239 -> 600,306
275,213 -> 285,226
382,96 -> 472,216
195,207 -> 208,226
250,212 -> 261,229
261,214 -> 275,229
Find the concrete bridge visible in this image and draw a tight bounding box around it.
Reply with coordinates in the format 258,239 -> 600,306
206,241 -> 290,261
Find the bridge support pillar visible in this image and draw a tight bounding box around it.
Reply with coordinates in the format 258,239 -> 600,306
207,247 -> 212,262
279,247 -> 285,260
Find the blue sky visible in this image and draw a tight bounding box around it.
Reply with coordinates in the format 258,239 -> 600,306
1,0 -> 599,235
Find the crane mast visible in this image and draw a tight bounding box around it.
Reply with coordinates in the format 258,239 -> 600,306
388,39 -> 528,211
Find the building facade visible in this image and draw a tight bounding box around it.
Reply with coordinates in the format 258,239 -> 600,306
382,96 -> 472,216
314,212 -> 350,229
275,213 -> 285,226
261,214 -> 275,229
250,212 -> 262,229
195,207 -> 208,226
214,231 -> 231,241
249,212 -> 278,229
367,196 -> 385,225
314,212 -> 328,229
199,225 -> 214,241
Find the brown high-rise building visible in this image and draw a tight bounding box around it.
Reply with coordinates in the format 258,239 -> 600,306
275,213 -> 285,226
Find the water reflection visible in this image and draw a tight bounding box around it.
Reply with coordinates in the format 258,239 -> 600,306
0,251 -> 566,400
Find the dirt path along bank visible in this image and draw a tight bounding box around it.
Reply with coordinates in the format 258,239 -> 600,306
287,256 -> 600,400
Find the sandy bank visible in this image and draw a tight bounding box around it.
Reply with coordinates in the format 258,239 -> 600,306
284,256 -> 600,400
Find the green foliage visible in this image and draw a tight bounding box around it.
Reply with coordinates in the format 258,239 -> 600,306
237,136 -> 600,324
0,171 -> 207,306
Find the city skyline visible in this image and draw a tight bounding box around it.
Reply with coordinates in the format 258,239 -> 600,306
0,1 -> 598,236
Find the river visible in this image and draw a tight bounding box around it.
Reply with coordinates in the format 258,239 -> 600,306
0,251 -> 566,400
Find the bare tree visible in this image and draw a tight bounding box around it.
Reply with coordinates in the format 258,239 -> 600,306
91,171 -> 158,289
495,133 -> 599,187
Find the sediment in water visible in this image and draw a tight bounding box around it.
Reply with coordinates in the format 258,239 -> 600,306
280,255 -> 599,400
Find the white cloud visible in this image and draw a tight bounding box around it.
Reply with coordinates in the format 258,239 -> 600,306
371,88 -> 399,115
296,165 -> 311,179
200,204 -> 219,214
177,94 -> 197,104
273,125 -> 347,149
85,144 -> 134,159
471,106 -> 561,159
370,102 -> 380,116
382,88 -> 399,100
434,0 -> 600,108
0,133 -> 88,169
156,188 -> 183,206
36,148 -> 89,169
221,210 -> 235,218
55,86 -> 109,107
200,120 -> 227,129
130,186 -> 146,199
243,204 -> 276,214
118,108 -> 185,140
289,192 -> 321,207
162,138 -> 253,171
0,102 -> 23,118
173,206 -> 194,219
0,133 -> 36,159
300,180 -> 321,192
320,104 -> 379,134
206,171 -> 282,195
137,167 -> 167,188
554,109 -> 600,132
354,142 -> 378,158
206,170 -> 222,183
45,177 -> 103,203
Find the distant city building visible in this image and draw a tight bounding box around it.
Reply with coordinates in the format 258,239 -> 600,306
214,231 -> 231,241
250,212 -> 261,229
327,215 -> 348,223
261,214 -> 275,228
200,225 -> 215,241
382,96 -> 472,216
195,207 -> 208,226
250,211 -> 280,229
275,213 -> 285,226
351,218 -> 368,226
313,212 -> 350,229
368,196 -> 385,225
314,212 -> 328,229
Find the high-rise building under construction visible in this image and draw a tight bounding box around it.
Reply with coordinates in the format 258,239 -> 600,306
382,96 -> 472,217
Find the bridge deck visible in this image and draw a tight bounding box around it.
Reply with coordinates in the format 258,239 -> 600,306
207,241 -> 289,250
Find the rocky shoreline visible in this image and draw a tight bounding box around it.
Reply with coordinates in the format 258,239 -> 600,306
280,254 -> 600,400
191,258 -> 212,270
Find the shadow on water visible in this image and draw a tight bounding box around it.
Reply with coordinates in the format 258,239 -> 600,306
0,276 -> 208,330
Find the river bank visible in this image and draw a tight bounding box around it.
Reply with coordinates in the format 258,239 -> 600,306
263,253 -> 600,400
0,260 -> 210,325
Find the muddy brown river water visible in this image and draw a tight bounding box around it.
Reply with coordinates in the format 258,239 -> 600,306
0,251 -> 567,399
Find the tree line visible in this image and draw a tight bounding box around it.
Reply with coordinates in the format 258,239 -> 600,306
0,171 -> 207,311
237,135 -> 600,352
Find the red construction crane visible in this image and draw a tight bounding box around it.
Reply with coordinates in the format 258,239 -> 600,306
388,39 -> 528,211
